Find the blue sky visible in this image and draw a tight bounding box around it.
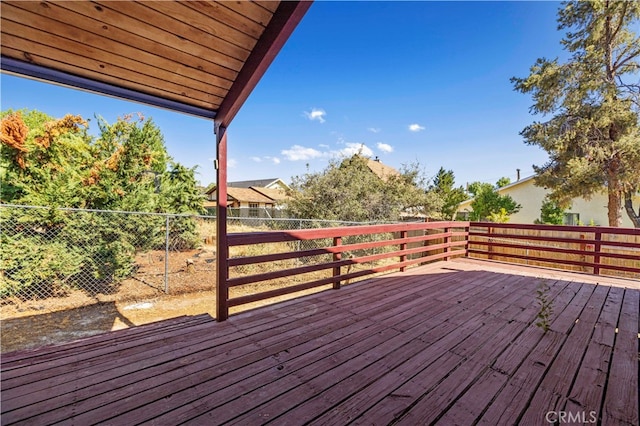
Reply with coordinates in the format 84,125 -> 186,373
1,1 -> 566,188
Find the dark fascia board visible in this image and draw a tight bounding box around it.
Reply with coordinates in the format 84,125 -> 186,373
1,56 -> 217,120
215,1 -> 313,127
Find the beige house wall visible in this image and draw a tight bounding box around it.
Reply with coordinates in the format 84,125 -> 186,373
459,177 -> 640,227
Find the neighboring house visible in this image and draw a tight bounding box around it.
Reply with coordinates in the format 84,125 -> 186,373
205,179 -> 290,218
364,157 -> 401,181
347,155 -> 427,220
226,178 -> 289,191
458,175 -> 640,227
340,155 -> 401,181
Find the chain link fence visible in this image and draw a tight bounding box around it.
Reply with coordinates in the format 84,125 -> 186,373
0,205 -> 397,307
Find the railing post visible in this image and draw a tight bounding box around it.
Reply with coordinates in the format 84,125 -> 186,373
445,227 -> 451,261
333,236 -> 341,289
464,224 -> 470,258
164,214 -> 170,294
400,230 -> 407,272
488,225 -> 494,260
579,234 -> 588,273
593,230 -> 602,275
215,124 -> 229,321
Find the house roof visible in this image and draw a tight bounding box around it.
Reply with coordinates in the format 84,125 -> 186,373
0,1 -> 312,124
458,175 -> 536,209
228,187 -> 275,203
208,186 -> 287,203
208,187 -> 274,204
228,178 -> 288,189
251,186 -> 289,201
365,158 -> 401,181
496,175 -> 536,192
205,178 -> 289,195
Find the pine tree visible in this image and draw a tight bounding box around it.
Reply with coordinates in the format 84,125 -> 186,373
429,167 -> 468,220
513,0 -> 640,227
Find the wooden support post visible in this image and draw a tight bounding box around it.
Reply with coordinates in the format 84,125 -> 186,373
400,230 -> 407,272
333,236 -> 341,289
215,124 -> 229,321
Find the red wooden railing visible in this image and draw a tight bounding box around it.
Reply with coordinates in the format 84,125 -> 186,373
218,221 -> 469,319
468,222 -> 640,276
215,221 -> 639,321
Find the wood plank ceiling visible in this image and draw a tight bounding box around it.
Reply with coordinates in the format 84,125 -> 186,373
0,1 -> 311,123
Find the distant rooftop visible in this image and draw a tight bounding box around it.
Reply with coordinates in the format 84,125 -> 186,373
365,157 -> 401,181
228,178 -> 288,189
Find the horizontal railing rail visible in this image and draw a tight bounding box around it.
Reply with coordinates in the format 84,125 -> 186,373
222,221 -> 469,312
468,222 -> 640,276
217,220 -> 639,320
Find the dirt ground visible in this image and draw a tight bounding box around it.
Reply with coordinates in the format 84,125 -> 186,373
0,291 -> 218,353
1,248 -> 219,353
0,246 -> 334,353
0,285 -> 334,353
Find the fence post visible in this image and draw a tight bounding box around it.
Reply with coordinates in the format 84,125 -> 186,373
579,234 -> 588,273
333,236 -> 341,289
488,226 -> 493,260
400,230 -> 407,272
164,214 -> 170,293
297,219 -> 302,257
445,227 -> 451,261
593,230 -> 602,275
464,224 -> 470,258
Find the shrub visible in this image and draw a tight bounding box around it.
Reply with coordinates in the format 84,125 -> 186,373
0,233 -> 83,298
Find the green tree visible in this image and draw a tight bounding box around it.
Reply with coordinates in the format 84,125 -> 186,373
537,196 -> 567,225
287,155 -> 442,222
487,208 -> 511,224
159,163 -> 205,249
1,109 -> 92,207
496,177 -> 511,188
428,167 -> 468,220
512,1 -> 640,227
84,114 -> 168,212
0,110 -> 204,298
468,180 -> 521,222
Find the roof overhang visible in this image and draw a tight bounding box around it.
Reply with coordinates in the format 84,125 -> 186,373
1,0 -> 312,124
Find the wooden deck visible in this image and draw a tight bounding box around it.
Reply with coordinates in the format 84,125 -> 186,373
2,259 -> 639,425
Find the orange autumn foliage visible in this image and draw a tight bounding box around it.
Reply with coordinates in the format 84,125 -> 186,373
35,114 -> 88,148
1,112 -> 29,169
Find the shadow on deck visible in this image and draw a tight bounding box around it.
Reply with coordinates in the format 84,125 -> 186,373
1,259 -> 638,425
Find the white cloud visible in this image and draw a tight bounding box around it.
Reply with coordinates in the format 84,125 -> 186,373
282,142 -> 378,162
281,145 -> 324,161
252,155 -> 281,165
409,123 -> 425,132
319,143 -> 330,149
228,158 -> 238,168
304,108 -> 326,123
337,142 -> 373,158
377,142 -> 394,153
368,127 -> 381,133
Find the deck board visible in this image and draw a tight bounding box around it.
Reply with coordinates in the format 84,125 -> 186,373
1,258 -> 638,425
